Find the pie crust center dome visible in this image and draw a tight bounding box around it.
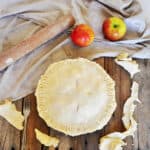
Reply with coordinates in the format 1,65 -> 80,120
36,58 -> 116,136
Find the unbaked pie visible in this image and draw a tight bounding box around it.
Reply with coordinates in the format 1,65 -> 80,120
35,58 -> 116,136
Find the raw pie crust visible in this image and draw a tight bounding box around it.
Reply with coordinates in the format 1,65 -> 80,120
35,58 -> 116,136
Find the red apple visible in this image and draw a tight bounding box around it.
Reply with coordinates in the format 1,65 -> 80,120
102,17 -> 126,41
71,24 -> 95,47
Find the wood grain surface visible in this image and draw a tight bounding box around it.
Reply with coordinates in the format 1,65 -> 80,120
0,58 -> 149,150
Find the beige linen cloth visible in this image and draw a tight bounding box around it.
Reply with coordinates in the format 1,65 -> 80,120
0,0 -> 150,101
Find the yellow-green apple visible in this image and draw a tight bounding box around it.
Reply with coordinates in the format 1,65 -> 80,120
71,24 -> 95,47
102,17 -> 126,41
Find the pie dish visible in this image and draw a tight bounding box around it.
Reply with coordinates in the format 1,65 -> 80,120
35,58 -> 116,136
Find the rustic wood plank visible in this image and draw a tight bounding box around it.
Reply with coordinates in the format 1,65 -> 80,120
119,60 -> 132,150
72,136 -> 84,150
85,132 -> 99,150
103,58 -> 125,134
24,94 -> 49,150
58,135 -> 73,150
95,57 -> 105,66
134,59 -> 150,150
87,58 -> 105,150
0,100 -> 23,150
133,59 -> 144,150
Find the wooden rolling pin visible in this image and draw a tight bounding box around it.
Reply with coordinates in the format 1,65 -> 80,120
0,14 -> 75,71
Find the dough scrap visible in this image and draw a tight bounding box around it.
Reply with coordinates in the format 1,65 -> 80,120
0,100 -> 24,130
35,129 -> 59,147
115,53 -> 140,78
99,82 -> 139,150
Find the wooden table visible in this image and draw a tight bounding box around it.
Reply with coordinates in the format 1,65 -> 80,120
0,58 -> 149,150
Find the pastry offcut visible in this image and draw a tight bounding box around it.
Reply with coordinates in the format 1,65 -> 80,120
35,58 -> 116,136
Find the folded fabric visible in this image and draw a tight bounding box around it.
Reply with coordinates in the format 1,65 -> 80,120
0,0 -> 149,101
